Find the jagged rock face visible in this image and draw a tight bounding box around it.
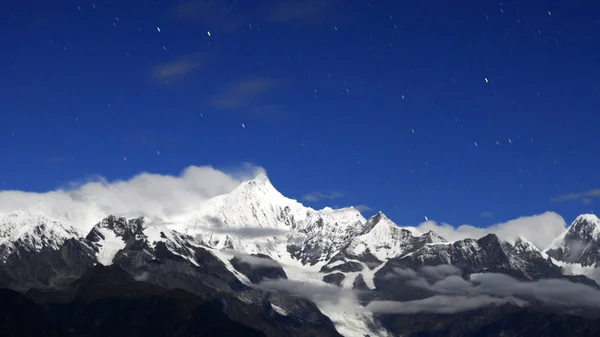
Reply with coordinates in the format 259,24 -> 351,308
321,261 -> 364,273
3,175 -> 600,337
383,234 -> 563,280
0,212 -> 81,263
546,214 -> 600,267
230,254 -> 287,284
2,215 -> 344,337
0,238 -> 97,291
86,215 -> 145,243
341,212 -> 446,264
323,273 -> 345,287
353,274 -> 369,291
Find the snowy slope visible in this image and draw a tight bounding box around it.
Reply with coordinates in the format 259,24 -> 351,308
168,173 -> 371,265
546,214 -> 600,267
2,173 -> 600,337
346,212 -> 445,261
0,211 -> 81,262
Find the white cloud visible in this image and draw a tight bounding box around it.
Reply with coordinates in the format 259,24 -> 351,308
353,205 -> 373,213
551,188 -> 600,204
369,265 -> 600,314
303,191 -> 344,202
200,215 -> 289,238
258,278 -> 359,307
413,212 -> 567,250
0,165 -> 261,233
366,295 -> 515,314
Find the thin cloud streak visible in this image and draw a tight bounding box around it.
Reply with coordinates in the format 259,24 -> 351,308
210,77 -> 282,110
151,53 -> 204,81
303,191 -> 344,202
354,205 -> 373,213
480,211 -> 494,218
551,189 -> 600,205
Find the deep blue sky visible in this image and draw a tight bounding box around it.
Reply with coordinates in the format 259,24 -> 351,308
1,0 -> 599,227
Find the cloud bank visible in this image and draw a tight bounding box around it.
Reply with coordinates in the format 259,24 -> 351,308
367,295 -> 516,314
0,165 -> 262,233
370,265 -> 600,314
258,278 -> 358,307
413,212 -> 567,250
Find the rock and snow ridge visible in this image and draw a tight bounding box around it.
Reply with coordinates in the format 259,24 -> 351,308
0,211 -> 81,263
546,214 -> 600,267
0,174 -> 598,275
2,174 -> 600,337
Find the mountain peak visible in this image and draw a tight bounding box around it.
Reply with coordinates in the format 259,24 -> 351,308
251,171 -> 270,183
369,211 -> 389,222
236,172 -> 280,197
568,213 -> 600,238
544,213 -> 600,267
573,213 -> 600,225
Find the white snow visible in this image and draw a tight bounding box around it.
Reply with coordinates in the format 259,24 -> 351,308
95,227 -> 126,265
362,261 -> 388,290
2,174 -> 598,337
346,213 -> 426,261
209,248 -> 253,285
546,213 -> 600,251
270,303 -> 289,316
550,257 -> 597,277
0,211 -> 81,262
578,214 -> 600,237
266,246 -> 389,337
324,260 -> 346,268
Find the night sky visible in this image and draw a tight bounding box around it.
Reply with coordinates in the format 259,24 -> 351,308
1,0 -> 599,227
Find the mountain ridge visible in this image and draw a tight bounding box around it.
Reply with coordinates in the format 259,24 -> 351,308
2,174 -> 600,337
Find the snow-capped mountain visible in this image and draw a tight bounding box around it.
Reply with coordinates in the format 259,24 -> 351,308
382,233 -> 563,280
546,214 -> 600,267
0,211 -> 81,263
2,174 -> 600,337
344,211 -> 446,262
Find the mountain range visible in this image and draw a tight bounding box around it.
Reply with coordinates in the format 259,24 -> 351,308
1,173 -> 600,337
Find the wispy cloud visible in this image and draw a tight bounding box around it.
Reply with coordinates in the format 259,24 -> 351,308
151,53 -> 205,81
258,264 -> 600,316
480,211 -> 494,218
354,205 -> 373,213
303,191 -> 344,202
199,215 -> 289,238
258,278 -> 358,306
367,295 -> 516,315
551,189 -> 600,205
210,77 -> 282,110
